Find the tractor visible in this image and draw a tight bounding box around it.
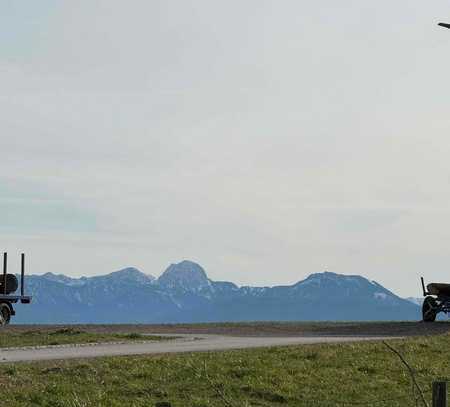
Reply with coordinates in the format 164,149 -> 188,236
421,277 -> 450,322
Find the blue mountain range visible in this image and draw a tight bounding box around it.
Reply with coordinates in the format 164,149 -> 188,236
13,260 -> 420,323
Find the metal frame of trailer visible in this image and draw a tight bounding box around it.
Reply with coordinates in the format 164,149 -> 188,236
0,253 -> 32,325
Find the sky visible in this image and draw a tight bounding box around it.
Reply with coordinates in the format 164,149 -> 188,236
1,0 -> 450,296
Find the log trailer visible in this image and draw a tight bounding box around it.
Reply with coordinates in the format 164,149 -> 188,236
0,253 -> 32,325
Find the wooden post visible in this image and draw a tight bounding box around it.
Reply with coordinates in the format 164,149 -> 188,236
433,381 -> 447,407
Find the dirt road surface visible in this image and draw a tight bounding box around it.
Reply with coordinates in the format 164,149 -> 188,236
1,322 -> 447,363
0,334 -> 396,363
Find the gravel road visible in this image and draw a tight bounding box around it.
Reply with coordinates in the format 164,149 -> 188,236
0,334 -> 397,363
2,321 -> 447,363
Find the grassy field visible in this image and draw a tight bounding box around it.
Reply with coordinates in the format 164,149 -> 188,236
0,333 -> 448,406
0,327 -> 168,348
8,321 -> 450,337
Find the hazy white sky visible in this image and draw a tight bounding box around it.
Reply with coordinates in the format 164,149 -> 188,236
2,0 -> 450,296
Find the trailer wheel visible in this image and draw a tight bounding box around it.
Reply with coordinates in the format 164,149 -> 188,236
0,304 -> 11,326
422,296 -> 438,322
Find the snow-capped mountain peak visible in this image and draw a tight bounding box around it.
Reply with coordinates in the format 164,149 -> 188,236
41,272 -> 87,287
157,260 -> 211,291
102,267 -> 156,285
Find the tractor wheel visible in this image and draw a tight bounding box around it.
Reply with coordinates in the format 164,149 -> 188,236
422,296 -> 438,322
0,304 -> 11,326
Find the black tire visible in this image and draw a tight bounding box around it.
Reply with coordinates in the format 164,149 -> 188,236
0,274 -> 18,295
422,296 -> 438,322
0,303 -> 11,326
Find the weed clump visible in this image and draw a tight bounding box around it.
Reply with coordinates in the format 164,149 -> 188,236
49,328 -> 83,336
121,333 -> 143,340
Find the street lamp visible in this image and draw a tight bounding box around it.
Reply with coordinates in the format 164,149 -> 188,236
438,22 -> 450,29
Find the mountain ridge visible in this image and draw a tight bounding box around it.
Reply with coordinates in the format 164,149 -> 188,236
13,260 -> 420,324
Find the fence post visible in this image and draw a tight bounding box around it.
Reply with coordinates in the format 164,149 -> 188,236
433,381 -> 447,407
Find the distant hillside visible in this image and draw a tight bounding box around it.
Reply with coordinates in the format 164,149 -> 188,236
13,261 -> 420,323
406,297 -> 424,306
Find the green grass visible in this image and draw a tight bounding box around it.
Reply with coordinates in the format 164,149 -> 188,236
0,334 -> 449,406
0,328 -> 168,348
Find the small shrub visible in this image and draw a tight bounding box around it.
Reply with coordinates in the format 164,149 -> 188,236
122,333 -> 143,340
357,365 -> 377,375
49,328 -> 83,336
4,366 -> 16,376
304,351 -> 319,361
